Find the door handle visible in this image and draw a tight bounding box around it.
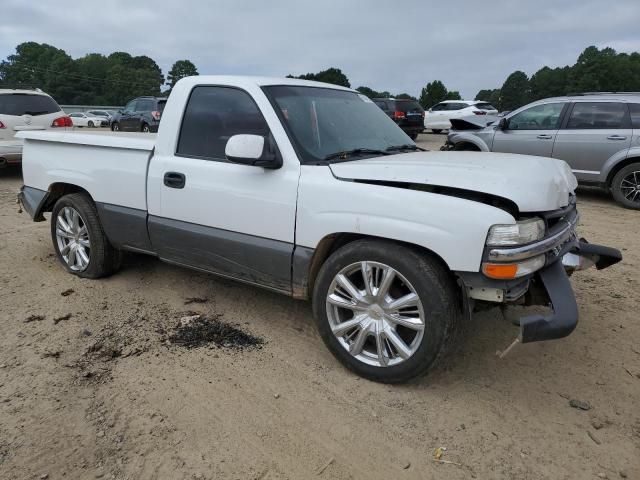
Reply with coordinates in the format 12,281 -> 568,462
607,135 -> 627,140
163,172 -> 186,189
537,134 -> 553,140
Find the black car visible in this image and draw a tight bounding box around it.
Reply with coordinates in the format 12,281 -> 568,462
111,96 -> 167,133
372,98 -> 424,139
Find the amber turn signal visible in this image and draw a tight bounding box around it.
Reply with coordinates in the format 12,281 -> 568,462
482,263 -> 519,279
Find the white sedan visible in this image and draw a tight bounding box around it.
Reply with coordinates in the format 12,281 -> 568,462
424,100 -> 498,133
68,112 -> 108,128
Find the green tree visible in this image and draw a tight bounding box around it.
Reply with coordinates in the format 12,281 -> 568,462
529,66 -> 570,101
499,71 -> 530,110
419,80 -> 448,109
395,93 -> 417,100
444,91 -> 462,100
166,59 -> 198,91
288,67 -> 350,87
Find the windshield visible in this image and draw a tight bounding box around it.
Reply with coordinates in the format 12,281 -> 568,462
262,85 -> 412,163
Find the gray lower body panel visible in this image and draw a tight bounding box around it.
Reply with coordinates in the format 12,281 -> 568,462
96,203 -> 153,252
148,215 -> 294,294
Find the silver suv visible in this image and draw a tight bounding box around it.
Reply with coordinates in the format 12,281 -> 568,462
446,93 -> 640,209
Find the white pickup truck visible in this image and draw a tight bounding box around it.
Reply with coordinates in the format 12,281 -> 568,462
18,76 -> 621,383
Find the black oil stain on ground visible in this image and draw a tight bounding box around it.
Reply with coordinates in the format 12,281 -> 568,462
169,315 -> 264,350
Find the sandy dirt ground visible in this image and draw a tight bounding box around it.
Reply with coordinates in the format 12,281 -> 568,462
1,133 -> 639,480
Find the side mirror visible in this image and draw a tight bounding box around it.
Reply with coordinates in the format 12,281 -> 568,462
498,117 -> 508,130
225,134 -> 282,169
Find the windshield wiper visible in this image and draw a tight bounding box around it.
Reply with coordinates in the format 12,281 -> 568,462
323,148 -> 391,162
385,144 -> 425,152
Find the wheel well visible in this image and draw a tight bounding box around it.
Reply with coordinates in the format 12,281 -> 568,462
453,142 -> 481,152
606,157 -> 640,187
39,183 -> 92,216
305,233 -> 451,299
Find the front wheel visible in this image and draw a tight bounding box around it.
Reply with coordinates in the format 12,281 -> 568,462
611,163 -> 640,209
312,239 -> 461,383
88,121 -> 94,128
51,193 -> 122,279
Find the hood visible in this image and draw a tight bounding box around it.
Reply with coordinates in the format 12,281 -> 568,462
450,115 -> 499,130
329,151 -> 578,213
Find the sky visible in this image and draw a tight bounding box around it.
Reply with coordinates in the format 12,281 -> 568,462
2,0 -> 640,99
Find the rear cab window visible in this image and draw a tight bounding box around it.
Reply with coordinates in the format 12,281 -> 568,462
176,86 -> 270,161
0,93 -> 61,116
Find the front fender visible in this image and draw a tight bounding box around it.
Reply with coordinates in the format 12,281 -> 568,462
296,166 -> 515,272
447,131 -> 491,152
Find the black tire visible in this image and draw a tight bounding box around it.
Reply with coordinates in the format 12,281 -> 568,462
88,121 -> 94,128
409,133 -> 418,140
312,239 -> 462,383
51,193 -> 122,279
141,123 -> 150,133
432,129 -> 443,134
111,122 -> 120,132
611,162 -> 640,209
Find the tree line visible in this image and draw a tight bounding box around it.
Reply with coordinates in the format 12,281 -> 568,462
0,42 -> 198,105
476,46 -> 640,111
2,42 -> 638,111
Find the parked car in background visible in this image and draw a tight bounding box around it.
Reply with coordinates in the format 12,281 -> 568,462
86,109 -> 115,124
110,96 -> 167,132
424,100 -> 498,133
372,98 -> 424,139
68,112 -> 107,128
17,75 -> 621,383
445,93 -> 640,209
0,88 -> 71,168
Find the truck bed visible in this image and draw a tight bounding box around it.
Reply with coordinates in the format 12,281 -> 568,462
17,130 -> 155,212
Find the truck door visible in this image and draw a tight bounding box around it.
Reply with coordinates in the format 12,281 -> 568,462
146,85 -> 300,294
492,102 -> 565,157
552,102 -> 632,183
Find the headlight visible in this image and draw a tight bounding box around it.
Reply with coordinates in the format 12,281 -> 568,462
486,218 -> 545,246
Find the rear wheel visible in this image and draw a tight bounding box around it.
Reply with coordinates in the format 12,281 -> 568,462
88,121 -> 94,128
312,239 -> 461,383
51,193 -> 122,279
111,122 -> 120,132
409,133 -> 418,140
432,129 -> 443,134
611,162 -> 640,209
141,123 -> 150,133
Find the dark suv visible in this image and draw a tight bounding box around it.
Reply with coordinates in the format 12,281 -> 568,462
372,98 -> 425,139
111,96 -> 167,133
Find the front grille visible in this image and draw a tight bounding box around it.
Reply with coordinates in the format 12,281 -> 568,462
537,195 -> 577,230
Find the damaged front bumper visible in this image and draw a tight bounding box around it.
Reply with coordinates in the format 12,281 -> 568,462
458,236 -> 622,345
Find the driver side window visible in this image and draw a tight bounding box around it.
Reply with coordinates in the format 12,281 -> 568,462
508,103 -> 564,130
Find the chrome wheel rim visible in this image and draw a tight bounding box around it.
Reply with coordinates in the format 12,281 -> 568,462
326,261 -> 425,367
55,206 -> 91,271
620,171 -> 640,204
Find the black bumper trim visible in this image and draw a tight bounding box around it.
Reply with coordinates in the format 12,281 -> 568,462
519,241 -> 622,343
18,185 -> 48,221
519,260 -> 578,343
